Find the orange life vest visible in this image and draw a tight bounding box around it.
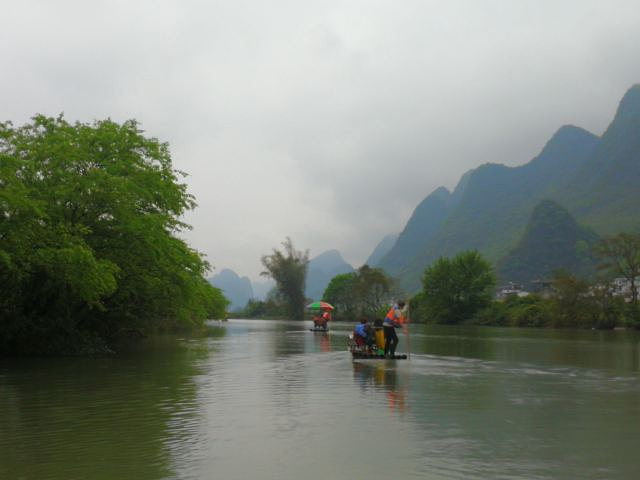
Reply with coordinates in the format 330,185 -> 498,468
384,305 -> 404,326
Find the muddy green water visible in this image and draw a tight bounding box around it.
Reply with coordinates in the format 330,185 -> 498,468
1,320 -> 639,479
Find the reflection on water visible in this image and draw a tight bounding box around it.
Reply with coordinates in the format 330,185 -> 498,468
1,321 -> 639,480
353,362 -> 408,414
0,331 -> 223,480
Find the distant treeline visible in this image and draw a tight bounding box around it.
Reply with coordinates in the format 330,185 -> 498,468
235,262 -> 398,321
240,235 -> 640,331
0,116 -> 228,355
409,234 -> 639,329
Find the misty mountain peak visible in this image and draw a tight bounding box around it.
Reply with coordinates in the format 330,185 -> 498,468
549,124 -> 596,145
600,84 -> 640,142
498,199 -> 598,288
310,249 -> 346,267
615,84 -> 640,121
431,186 -> 451,202
536,125 -> 599,159
306,249 -> 354,300
209,268 -> 254,311
216,268 -> 242,280
529,199 -> 575,225
365,233 -> 399,267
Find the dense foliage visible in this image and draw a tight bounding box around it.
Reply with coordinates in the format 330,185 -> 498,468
417,251 -> 495,324
322,265 -> 394,321
322,273 -> 356,319
260,237 -> 309,320
472,273 -> 626,329
594,232 -> 640,326
0,115 -> 227,355
412,241 -> 636,329
232,297 -> 287,319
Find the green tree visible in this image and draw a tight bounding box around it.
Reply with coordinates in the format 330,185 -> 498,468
235,298 -> 286,319
421,250 -> 496,324
352,265 -> 393,318
0,115 -> 227,355
322,273 -> 357,320
322,265 -> 394,320
588,280 -> 625,330
593,233 -> 640,326
549,271 -> 592,328
261,237 -> 309,320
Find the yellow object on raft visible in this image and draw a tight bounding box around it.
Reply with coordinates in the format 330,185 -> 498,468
375,328 -> 385,349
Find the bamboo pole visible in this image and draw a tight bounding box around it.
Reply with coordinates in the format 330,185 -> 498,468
406,302 -> 411,360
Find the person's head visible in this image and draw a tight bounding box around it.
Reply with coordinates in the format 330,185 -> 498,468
359,317 -> 367,324
397,300 -> 406,308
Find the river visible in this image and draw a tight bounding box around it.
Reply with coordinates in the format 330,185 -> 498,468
1,320 -> 639,479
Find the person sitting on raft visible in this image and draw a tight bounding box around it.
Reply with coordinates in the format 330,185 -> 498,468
353,317 -> 375,352
383,300 -> 406,357
373,317 -> 385,351
313,310 -> 331,330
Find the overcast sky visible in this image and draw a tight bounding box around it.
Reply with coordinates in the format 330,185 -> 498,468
3,0 -> 640,280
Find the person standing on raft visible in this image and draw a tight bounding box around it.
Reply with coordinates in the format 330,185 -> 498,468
383,300 -> 406,357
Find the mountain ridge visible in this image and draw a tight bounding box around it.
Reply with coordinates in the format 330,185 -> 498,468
209,268 -> 254,311
305,250 -> 354,300
374,85 -> 640,292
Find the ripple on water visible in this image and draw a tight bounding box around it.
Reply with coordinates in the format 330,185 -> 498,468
2,321 -> 640,480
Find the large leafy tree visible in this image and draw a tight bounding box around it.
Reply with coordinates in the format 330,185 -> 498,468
420,250 -> 495,324
261,238 -> 309,320
322,265 -> 393,320
0,115 -> 227,354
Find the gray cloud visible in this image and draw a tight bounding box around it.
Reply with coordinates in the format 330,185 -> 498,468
3,0 -> 640,279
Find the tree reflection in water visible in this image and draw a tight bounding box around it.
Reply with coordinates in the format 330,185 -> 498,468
0,329 -> 225,480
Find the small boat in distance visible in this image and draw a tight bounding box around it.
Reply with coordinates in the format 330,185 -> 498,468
307,301 -> 333,332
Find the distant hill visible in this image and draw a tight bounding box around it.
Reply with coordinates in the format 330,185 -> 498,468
365,233 -> 398,267
560,84 -> 640,234
251,279 -> 274,301
209,269 -> 254,311
498,200 -> 599,289
305,250 -> 354,300
378,186 -> 452,277
377,85 -> 640,292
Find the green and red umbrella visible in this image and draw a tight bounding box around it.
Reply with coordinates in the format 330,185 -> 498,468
306,301 -> 334,311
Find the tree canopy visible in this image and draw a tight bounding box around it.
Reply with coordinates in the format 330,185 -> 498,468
419,250 -> 495,324
0,115 -> 228,355
322,265 -> 394,320
261,237 -> 309,320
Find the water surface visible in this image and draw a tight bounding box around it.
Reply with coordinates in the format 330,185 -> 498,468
1,321 -> 639,479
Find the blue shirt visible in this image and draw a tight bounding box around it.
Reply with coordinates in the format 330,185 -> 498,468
354,323 -> 367,337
